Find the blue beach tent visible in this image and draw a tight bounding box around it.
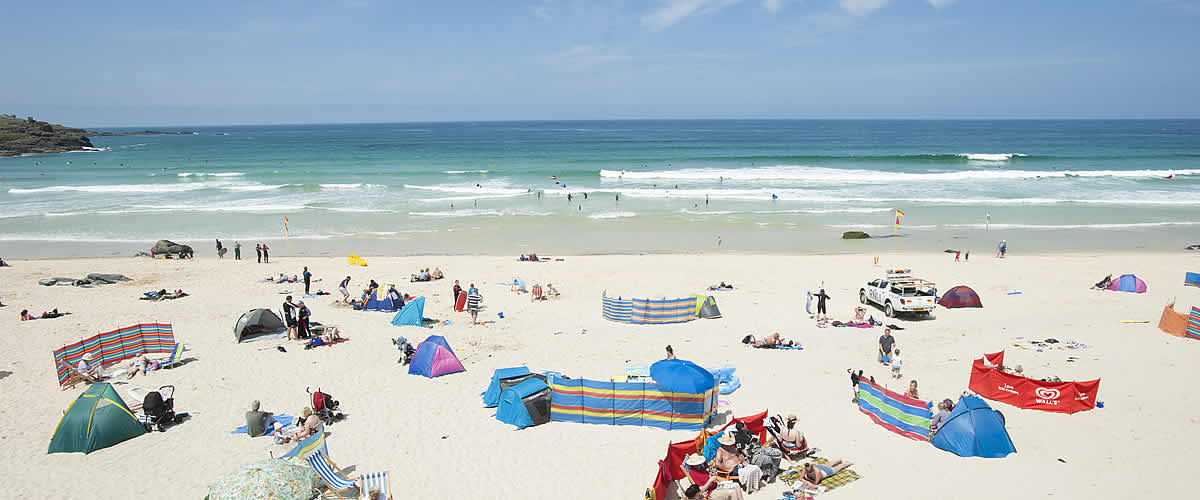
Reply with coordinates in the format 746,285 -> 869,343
931,396 -> 1017,458
483,367 -> 533,407
495,378 -> 552,429
362,289 -> 401,312
391,297 -> 425,327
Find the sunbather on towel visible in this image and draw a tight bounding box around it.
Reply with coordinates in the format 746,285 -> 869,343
280,407 -> 319,443
126,352 -> 152,379
799,459 -> 854,488
21,309 -> 35,321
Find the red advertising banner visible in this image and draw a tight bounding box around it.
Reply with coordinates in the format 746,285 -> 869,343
968,351 -> 1099,414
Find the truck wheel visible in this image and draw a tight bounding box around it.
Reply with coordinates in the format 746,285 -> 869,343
859,291 -> 868,304
885,302 -> 895,318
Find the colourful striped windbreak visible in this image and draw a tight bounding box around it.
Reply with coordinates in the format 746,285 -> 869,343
52,323 -> 175,386
602,295 -> 633,322
1188,306 -> 1200,340
1185,272 -> 1200,288
549,376 -> 717,430
858,378 -> 932,441
602,294 -> 698,324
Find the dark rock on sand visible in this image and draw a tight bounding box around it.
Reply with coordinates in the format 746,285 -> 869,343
842,231 -> 871,240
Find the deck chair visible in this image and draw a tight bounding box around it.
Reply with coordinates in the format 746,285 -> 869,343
159,343 -> 185,369
530,284 -> 544,301
306,450 -> 391,500
359,471 -> 392,500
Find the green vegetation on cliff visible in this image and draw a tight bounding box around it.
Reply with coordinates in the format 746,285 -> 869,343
0,114 -> 94,156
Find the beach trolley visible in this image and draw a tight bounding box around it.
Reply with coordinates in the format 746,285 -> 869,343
549,359 -> 718,431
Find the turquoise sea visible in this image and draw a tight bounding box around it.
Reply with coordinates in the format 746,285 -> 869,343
1,120 -> 1198,257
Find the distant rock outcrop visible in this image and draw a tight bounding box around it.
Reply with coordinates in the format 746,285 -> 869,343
842,231 -> 871,239
0,114 -> 93,156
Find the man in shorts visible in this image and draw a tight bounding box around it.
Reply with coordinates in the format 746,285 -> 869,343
283,296 -> 297,340
878,329 -> 895,365
339,276 -> 351,303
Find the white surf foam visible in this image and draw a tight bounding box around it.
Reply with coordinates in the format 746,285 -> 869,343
177,172 -> 246,177
588,211 -> 637,219
444,170 -> 490,174
944,221 -> 1200,230
403,184 -> 530,196
600,166 -> 1199,184
8,182 -> 230,194
957,153 -> 1027,161
407,208 -> 552,217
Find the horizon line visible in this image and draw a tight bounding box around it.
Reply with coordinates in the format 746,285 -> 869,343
77,117 -> 1200,129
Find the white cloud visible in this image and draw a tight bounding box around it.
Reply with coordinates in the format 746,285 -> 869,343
927,0 -> 955,7
642,0 -> 745,31
839,0 -> 889,16
542,45 -> 631,71
764,0 -> 785,12
531,0 -> 553,21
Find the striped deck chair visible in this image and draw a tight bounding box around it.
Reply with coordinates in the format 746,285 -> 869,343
306,451 -> 392,500
159,343 -> 185,369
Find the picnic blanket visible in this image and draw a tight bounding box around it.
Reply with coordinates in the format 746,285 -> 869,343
230,414 -> 295,436
780,457 -> 861,492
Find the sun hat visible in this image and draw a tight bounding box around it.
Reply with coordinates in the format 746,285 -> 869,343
787,414 -> 798,422
685,454 -> 706,466
81,352 -> 95,361
717,434 -> 736,446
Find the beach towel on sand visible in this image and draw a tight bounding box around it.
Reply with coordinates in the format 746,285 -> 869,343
780,457 -> 861,491
230,414 -> 295,435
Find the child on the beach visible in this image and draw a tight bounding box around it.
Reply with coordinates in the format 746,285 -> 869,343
891,349 -> 902,379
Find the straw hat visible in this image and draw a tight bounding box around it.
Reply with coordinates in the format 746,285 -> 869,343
684,454 -> 706,466
717,434 -> 736,446
81,352 -> 95,361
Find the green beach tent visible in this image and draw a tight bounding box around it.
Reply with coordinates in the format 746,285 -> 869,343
48,383 -> 147,454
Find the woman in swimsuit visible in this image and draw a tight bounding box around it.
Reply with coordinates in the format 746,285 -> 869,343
801,459 -> 854,487
776,414 -> 808,458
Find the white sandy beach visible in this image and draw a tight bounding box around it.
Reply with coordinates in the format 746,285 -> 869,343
2,251 -> 1199,499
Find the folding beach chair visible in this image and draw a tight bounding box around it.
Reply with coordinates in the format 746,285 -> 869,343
306,450 -> 392,500
159,343 -> 185,369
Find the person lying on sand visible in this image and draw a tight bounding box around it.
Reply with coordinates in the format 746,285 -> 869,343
798,459 -> 854,487
21,309 -> 35,321
0,257 -> 9,267
126,352 -> 152,379
1093,274 -> 1113,289
41,309 -> 68,319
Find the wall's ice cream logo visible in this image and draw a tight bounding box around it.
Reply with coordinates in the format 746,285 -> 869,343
1035,387 -> 1061,404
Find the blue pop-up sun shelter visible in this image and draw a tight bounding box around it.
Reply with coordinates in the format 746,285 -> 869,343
408,335 -> 465,378
391,296 -> 425,327
362,289 -> 401,312
483,367 -> 538,407
931,396 -> 1016,458
495,378 -> 552,429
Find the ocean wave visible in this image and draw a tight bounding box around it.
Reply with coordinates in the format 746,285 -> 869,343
408,208 -> 552,217
588,211 -> 637,219
318,183 -> 386,190
679,209 -> 736,215
957,153 -> 1027,161
43,203 -> 305,216
7,182 -> 230,194
600,166 -> 1199,184
411,193 -> 531,203
444,170 -> 490,174
177,172 -> 246,177
403,184 -> 531,196
944,222 -> 1200,230
828,224 -> 938,229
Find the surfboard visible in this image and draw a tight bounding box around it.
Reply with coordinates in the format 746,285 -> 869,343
806,291 -> 813,314
455,291 -> 467,312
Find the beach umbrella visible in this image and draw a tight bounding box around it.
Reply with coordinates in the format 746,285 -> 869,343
650,359 -> 716,394
206,458 -> 318,500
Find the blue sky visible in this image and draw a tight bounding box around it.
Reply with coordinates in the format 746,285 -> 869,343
3,0 -> 1198,126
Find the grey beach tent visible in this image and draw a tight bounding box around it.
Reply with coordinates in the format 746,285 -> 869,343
234,308 -> 287,343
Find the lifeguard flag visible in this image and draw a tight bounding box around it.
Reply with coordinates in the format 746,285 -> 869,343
895,209 -> 905,230
283,217 -> 290,238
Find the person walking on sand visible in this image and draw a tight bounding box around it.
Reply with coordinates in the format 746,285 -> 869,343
452,280 -> 462,309
256,243 -> 262,263
234,241 -> 241,260
996,240 -> 1007,258
283,296 -> 297,340
339,276 -> 351,303
467,287 -> 482,325
302,266 -> 312,295
262,243 -> 270,263
879,329 -> 895,365
216,239 -> 223,257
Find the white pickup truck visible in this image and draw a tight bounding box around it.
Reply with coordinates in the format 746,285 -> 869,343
859,270 -> 937,318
